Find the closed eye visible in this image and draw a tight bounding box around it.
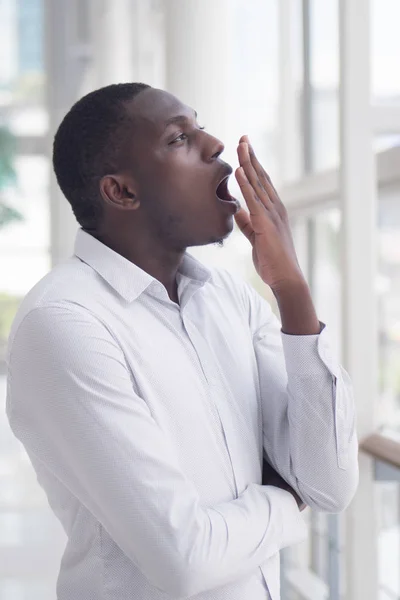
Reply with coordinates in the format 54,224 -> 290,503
169,133 -> 188,144
168,126 -> 206,145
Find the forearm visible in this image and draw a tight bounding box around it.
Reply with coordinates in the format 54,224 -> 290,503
183,483 -> 307,595
272,277 -> 321,336
262,337 -> 359,513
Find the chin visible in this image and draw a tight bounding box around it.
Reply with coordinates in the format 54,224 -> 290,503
195,228 -> 233,249
209,216 -> 235,245
185,214 -> 234,249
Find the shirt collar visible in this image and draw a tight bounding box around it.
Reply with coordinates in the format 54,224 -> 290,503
73,228 -> 212,303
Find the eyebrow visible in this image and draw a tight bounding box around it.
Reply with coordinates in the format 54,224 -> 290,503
163,110 -> 198,130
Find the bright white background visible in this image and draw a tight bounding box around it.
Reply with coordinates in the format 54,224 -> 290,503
0,1 -> 399,599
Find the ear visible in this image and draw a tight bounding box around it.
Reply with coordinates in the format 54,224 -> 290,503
99,175 -> 140,210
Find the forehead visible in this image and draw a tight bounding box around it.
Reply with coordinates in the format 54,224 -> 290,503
127,88 -> 195,134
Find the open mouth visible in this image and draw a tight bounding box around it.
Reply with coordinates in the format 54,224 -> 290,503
216,176 -> 235,202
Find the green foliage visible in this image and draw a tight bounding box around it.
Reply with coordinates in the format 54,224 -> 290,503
0,126 -> 16,187
0,203 -> 23,228
0,126 -> 22,229
0,292 -> 21,348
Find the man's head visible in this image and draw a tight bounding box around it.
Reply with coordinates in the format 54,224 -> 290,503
53,83 -> 239,251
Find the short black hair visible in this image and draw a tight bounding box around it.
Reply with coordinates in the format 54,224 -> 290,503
52,82 -> 150,229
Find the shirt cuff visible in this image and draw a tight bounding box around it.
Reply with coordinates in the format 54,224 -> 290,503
263,486 -> 308,551
281,323 -> 340,378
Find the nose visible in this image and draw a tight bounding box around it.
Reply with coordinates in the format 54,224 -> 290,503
203,131 -> 225,162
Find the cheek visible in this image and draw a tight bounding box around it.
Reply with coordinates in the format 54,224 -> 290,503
139,151 -> 208,211
155,147 -> 204,182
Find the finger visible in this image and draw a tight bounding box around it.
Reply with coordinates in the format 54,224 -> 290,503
237,142 -> 273,210
234,208 -> 255,244
235,166 -> 265,217
243,136 -> 274,193
244,136 -> 282,207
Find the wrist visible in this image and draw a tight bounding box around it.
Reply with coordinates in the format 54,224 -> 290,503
271,277 -> 321,336
270,275 -> 309,300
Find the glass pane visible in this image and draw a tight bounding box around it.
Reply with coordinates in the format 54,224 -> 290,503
0,377 -> 66,595
0,579 -> 56,600
313,208 -> 342,358
230,0 -> 279,177
378,188 -> 400,434
374,134 -> 400,154
0,0 -> 49,359
0,2 -> 61,598
281,0 -> 304,183
371,0 -> 400,103
309,0 -> 340,172
377,481 -> 400,599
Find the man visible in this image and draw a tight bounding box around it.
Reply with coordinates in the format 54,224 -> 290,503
6,83 -> 358,600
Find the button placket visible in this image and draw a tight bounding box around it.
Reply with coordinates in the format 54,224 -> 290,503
180,314 -> 247,497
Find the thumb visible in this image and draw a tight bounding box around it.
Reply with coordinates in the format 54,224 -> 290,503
234,208 -> 254,244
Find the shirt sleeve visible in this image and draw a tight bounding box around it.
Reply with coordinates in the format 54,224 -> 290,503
6,304 -> 307,598
245,285 -> 359,513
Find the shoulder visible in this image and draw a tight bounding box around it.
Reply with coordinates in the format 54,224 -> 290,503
7,257 -> 114,351
7,265 -> 111,366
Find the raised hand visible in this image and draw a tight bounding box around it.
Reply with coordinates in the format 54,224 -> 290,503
234,135 -> 321,335
234,135 -> 303,293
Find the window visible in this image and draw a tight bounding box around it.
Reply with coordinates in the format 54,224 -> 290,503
0,1 -> 63,596
377,479 -> 400,599
230,0 -> 280,178
309,0 -> 340,172
378,187 -> 400,434
0,0 -> 49,362
312,207 -> 342,356
371,0 -> 400,104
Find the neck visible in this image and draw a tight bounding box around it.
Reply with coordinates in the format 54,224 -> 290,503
91,229 -> 184,303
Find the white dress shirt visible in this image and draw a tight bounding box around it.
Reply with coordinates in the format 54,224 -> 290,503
6,229 -> 358,600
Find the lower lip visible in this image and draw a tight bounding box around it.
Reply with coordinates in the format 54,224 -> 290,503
216,196 -> 240,213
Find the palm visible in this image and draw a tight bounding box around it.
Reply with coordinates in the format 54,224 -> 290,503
233,138 -> 302,290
